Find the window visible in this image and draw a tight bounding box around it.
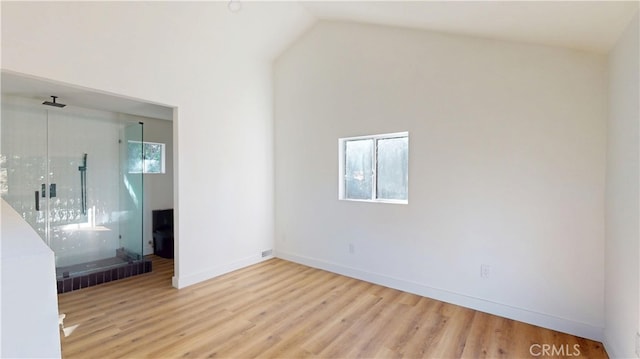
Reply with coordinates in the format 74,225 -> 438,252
128,141 -> 166,174
339,132 -> 408,203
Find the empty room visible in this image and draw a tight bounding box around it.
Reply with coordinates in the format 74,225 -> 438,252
1,1 -> 639,358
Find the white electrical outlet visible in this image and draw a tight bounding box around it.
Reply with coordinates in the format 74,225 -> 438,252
480,264 -> 491,279
349,243 -> 355,255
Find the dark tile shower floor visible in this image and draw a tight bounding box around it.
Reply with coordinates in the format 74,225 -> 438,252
56,256 -> 128,279
56,257 -> 152,294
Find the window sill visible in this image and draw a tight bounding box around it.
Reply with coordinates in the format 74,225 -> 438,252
339,198 -> 408,205
127,172 -> 166,175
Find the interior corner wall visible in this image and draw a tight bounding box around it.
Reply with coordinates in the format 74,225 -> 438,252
274,21 -> 607,340
1,2 -> 314,289
604,11 -> 640,359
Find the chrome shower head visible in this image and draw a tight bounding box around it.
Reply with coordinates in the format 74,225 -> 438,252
43,96 -> 66,108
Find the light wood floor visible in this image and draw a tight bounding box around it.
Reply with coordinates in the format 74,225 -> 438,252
58,256 -> 608,358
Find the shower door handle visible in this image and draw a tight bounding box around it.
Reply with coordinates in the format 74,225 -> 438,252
35,191 -> 40,211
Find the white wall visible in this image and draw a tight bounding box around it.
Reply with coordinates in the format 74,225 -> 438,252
1,2 -> 315,288
275,21 -> 607,340
1,199 -> 61,358
604,12 -> 640,359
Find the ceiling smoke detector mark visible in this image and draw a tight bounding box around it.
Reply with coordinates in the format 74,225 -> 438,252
228,0 -> 242,13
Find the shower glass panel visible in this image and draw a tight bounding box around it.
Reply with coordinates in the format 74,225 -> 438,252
48,110 -> 124,269
120,123 -> 143,261
1,95 -> 145,281
1,98 -> 48,241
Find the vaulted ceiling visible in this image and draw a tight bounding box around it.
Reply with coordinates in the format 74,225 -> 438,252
300,1 -> 638,54
3,1 -> 637,119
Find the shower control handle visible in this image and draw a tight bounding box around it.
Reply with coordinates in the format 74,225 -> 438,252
35,191 -> 40,211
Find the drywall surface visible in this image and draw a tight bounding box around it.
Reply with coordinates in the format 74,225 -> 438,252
1,199 -> 61,358
604,12 -> 640,359
275,21 -> 607,340
1,2 -> 315,288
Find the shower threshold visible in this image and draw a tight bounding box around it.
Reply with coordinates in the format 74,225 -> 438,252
56,256 -> 129,279
56,256 -> 152,294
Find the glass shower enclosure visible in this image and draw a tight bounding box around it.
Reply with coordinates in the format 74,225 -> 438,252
1,95 -> 147,288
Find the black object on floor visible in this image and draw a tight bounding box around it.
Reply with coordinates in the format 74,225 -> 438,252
153,209 -> 174,259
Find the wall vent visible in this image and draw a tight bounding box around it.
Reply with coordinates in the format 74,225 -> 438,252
261,249 -> 273,258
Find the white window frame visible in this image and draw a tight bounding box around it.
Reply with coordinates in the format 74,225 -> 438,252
128,140 -> 166,174
338,131 -> 408,204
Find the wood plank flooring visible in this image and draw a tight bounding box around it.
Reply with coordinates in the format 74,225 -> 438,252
58,256 -> 608,358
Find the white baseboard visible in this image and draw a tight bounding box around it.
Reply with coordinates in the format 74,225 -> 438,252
276,250 -> 603,342
172,254 -> 273,289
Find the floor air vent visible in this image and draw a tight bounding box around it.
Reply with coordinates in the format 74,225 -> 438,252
261,249 -> 273,258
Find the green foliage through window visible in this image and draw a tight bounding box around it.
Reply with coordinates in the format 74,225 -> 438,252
128,141 -> 165,174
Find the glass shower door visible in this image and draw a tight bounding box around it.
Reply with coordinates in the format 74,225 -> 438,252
47,110 -> 123,269
1,97 -> 49,243
119,122 -> 143,261
2,93 -> 150,287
